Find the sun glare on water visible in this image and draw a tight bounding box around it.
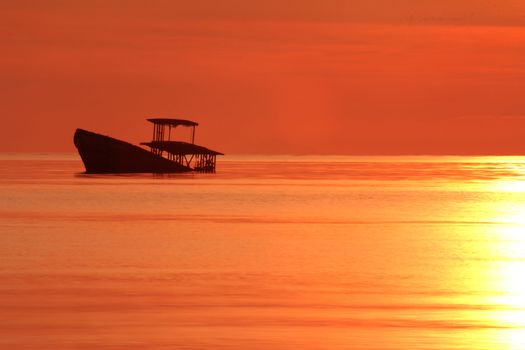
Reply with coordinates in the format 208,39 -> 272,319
484,205 -> 525,349
493,181 -> 525,194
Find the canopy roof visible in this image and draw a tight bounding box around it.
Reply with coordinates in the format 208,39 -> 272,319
147,118 -> 199,127
141,141 -> 223,156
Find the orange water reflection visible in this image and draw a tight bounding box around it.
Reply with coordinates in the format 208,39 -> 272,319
2,156 -> 525,349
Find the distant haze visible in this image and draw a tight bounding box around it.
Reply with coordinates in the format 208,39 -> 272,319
1,0 -> 525,154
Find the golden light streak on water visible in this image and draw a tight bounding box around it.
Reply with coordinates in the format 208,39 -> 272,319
480,204 -> 525,349
492,180 -> 525,193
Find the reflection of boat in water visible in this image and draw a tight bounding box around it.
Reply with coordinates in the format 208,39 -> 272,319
74,118 -> 223,174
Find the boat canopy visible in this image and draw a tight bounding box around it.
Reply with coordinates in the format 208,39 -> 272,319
147,118 -> 199,127
141,118 -> 222,172
140,141 -> 224,156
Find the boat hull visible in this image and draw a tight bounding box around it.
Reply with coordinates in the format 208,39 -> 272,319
73,129 -> 191,173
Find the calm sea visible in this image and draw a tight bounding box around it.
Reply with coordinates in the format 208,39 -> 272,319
1,154 -> 525,349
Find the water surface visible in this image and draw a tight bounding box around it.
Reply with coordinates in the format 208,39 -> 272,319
1,154 -> 525,349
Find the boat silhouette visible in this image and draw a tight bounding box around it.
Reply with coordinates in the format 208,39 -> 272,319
74,118 -> 223,173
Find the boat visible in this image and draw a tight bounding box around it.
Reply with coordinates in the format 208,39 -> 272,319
74,118 -> 223,173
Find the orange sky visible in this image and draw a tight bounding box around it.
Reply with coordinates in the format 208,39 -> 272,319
2,0 -> 525,154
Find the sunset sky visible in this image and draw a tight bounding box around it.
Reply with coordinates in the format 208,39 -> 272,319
2,0 -> 525,154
